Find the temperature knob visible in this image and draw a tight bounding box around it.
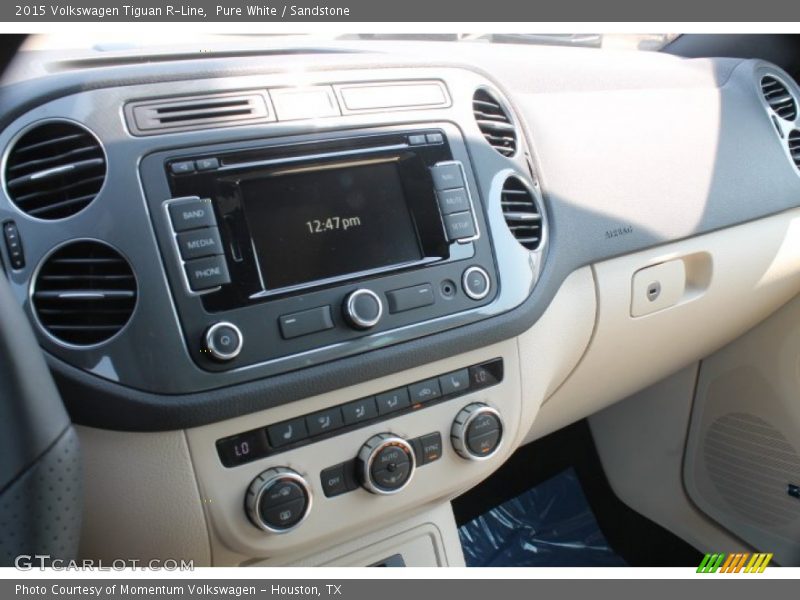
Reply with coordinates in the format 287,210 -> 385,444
245,467 -> 312,533
451,403 -> 504,460
357,433 -> 416,495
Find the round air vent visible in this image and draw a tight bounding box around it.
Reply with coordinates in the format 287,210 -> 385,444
33,241 -> 136,346
788,130 -> 800,170
501,176 -> 542,250
761,75 -> 798,121
473,89 -> 517,157
4,120 -> 106,220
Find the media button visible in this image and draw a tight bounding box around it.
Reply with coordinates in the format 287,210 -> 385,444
177,227 -> 223,260
408,134 -> 427,145
266,418 -> 308,448
184,255 -> 230,291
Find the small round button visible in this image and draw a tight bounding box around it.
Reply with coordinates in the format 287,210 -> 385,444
462,266 -> 491,300
204,322 -> 242,361
357,433 -> 416,495
245,468 -> 312,533
451,403 -> 504,461
343,289 -> 383,330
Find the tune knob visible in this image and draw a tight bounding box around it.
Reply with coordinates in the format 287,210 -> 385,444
357,433 -> 416,495
343,288 -> 383,330
451,403 -> 504,460
245,467 -> 312,533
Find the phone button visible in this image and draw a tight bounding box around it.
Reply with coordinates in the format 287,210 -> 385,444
342,397 -> 378,425
306,408 -> 344,437
266,418 -> 308,448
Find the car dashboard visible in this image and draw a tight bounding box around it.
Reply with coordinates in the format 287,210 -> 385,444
2,40 -> 800,566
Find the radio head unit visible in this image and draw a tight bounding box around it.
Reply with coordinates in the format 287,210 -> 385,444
142,125 -> 499,374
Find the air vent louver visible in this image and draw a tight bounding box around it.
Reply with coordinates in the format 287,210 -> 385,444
473,89 -> 517,157
128,92 -> 270,135
761,76 -> 797,120
4,121 -> 106,220
501,177 -> 542,250
788,130 -> 800,170
33,241 -> 136,346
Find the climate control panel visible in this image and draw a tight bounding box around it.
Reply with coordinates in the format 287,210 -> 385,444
244,402 -> 505,533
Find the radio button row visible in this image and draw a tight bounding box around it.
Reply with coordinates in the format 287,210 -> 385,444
386,283 -> 435,314
436,188 -> 470,215
279,306 -> 334,339
431,162 -> 465,191
185,255 -> 230,291
444,211 -> 476,241
177,227 -> 223,260
168,197 -> 216,232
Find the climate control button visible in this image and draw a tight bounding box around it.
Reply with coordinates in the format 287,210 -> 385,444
357,433 -> 416,495
451,403 -> 504,460
245,467 -> 312,533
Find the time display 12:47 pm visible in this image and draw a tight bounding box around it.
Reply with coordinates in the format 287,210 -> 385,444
305,216 -> 363,234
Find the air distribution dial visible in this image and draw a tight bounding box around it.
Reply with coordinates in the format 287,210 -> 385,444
357,433 -> 416,494
451,403 -> 504,460
245,467 -> 312,533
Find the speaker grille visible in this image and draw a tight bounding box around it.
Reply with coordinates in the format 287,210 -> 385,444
703,412 -> 800,528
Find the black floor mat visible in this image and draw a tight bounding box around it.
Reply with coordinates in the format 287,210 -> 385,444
459,467 -> 627,567
452,419 -> 704,567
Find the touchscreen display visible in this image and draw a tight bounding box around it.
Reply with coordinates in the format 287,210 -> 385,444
240,161 -> 423,290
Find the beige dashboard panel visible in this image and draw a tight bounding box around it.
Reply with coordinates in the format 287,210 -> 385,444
528,208 -> 800,442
